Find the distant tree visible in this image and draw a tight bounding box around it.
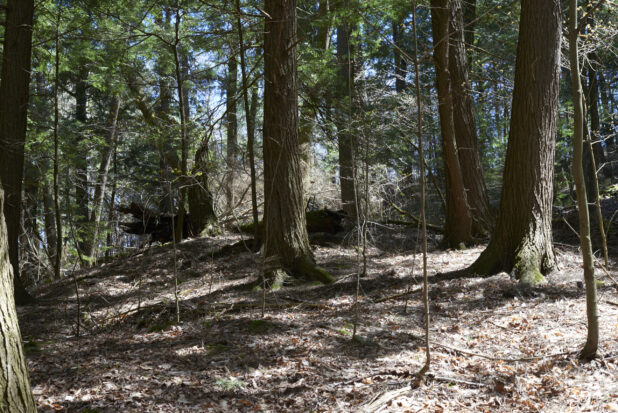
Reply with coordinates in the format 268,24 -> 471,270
464,0 -> 561,285
448,0 -> 493,235
0,0 -> 36,304
335,1 -> 359,218
430,0 -> 474,247
262,0 -> 334,288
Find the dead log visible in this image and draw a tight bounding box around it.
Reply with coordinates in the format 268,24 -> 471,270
118,202 -> 193,243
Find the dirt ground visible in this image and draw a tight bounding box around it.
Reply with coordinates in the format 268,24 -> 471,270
19,225 -> 618,412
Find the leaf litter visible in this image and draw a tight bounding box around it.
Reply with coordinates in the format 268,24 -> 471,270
18,230 -> 618,412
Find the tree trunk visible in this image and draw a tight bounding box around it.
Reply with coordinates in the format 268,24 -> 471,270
569,0 -> 598,361
430,0 -> 473,247
336,3 -> 358,218
53,5 -> 63,279
234,0 -> 260,242
263,0 -> 334,288
225,54 -> 238,211
0,0 -> 35,304
0,186 -> 36,412
448,0 -> 493,235
0,0 -> 37,410
188,140 -> 217,235
84,96 -> 120,261
467,0 -> 560,286
43,179 -> 57,264
173,9 -> 188,242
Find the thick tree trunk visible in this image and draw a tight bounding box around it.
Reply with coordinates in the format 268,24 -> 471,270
84,96 -> 120,261
0,0 -> 35,304
188,140 -> 217,235
430,0 -> 473,247
336,3 -> 358,218
0,186 -> 36,412
263,0 -> 333,288
467,0 -> 560,285
0,0 -> 37,410
448,0 -> 492,235
225,55 -> 238,210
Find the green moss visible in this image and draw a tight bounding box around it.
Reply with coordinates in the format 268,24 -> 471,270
205,342 -> 228,355
247,319 -> 271,333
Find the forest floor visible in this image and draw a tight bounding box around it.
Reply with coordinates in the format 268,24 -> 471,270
19,220 -> 618,412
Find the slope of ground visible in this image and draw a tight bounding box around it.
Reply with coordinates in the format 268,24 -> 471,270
18,228 -> 618,412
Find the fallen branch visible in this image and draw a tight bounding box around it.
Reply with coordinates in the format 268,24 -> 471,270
374,287 -> 422,303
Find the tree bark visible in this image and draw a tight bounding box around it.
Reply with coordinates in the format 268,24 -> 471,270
467,0 -> 560,285
263,0 -> 334,288
336,2 -> 358,218
448,0 -> 493,235
0,0 -> 35,304
0,186 -> 36,412
0,0 -> 37,410
430,0 -> 473,247
188,140 -> 217,235
43,179 -> 57,264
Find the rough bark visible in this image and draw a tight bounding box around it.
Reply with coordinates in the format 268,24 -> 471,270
467,0 -> 560,285
188,140 -> 217,235
0,1 -> 37,404
448,0 -> 493,235
430,0 -> 473,247
336,2 -> 358,218
0,0 -> 35,304
263,0 -> 334,288
0,185 -> 36,412
225,55 -> 238,211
